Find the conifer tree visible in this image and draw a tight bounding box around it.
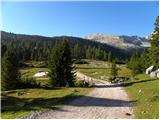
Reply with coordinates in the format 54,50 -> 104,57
149,16 -> 159,69
140,49 -> 150,71
128,51 -> 142,76
1,51 -> 20,91
111,60 -> 118,77
48,45 -> 62,87
48,38 -> 75,87
61,38 -> 75,87
108,52 -> 112,62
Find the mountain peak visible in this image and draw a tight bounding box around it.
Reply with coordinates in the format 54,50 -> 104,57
85,34 -> 150,49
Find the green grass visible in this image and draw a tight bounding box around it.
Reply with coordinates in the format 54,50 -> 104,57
20,67 -> 49,86
124,74 -> 159,119
20,67 -> 49,78
76,61 -> 132,80
1,88 -> 93,119
24,61 -> 47,67
6,60 -> 158,119
77,60 -> 159,118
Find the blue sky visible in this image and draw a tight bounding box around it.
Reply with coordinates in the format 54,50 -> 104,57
1,1 -> 159,37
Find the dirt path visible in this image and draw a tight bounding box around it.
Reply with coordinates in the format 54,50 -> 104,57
23,72 -> 134,119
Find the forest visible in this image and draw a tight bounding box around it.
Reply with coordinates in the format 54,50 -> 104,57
1,31 -> 134,62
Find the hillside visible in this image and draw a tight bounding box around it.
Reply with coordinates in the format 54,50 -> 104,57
1,31 -> 134,61
86,34 -> 150,49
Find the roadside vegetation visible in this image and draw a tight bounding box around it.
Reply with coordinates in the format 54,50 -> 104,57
1,88 -> 92,119
76,59 -> 132,80
76,59 -> 159,119
124,74 -> 159,118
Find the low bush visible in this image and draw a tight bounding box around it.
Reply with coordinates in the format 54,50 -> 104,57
74,79 -> 94,87
74,79 -> 84,87
17,78 -> 40,89
74,59 -> 89,64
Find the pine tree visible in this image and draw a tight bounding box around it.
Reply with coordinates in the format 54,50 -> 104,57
48,45 -> 62,87
111,60 -> 118,77
103,51 -> 107,60
150,16 -> 159,69
73,44 -> 81,59
2,45 -> 7,58
140,49 -> 150,71
128,51 -> 142,76
61,38 -> 75,87
1,51 -> 20,91
108,52 -> 112,62
48,38 -> 75,87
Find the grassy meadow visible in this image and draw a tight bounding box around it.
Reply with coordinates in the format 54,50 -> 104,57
1,88 -> 92,119
1,60 -> 93,119
76,59 -> 132,80
1,60 -> 159,119
124,74 -> 159,119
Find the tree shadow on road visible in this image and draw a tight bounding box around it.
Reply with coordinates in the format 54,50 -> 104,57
94,78 -> 158,88
122,78 -> 157,87
1,91 -> 136,113
67,96 -> 136,107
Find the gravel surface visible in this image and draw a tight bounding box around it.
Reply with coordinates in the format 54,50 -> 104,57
22,72 -> 134,119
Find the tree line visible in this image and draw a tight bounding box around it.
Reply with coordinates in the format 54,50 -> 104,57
127,16 -> 159,76
1,38 -> 76,90
1,31 -> 130,62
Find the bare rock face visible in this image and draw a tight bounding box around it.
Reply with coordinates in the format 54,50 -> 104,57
85,34 -> 150,49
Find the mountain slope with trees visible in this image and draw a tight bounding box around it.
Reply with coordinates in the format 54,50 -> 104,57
1,31 -> 138,62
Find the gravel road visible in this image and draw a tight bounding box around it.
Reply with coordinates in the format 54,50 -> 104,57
22,72 -> 134,119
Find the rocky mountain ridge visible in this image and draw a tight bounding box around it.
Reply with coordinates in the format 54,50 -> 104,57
86,34 -> 150,49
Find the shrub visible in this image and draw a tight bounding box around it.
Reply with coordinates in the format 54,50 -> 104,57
88,82 -> 95,87
74,79 -> 94,87
108,76 -> 116,82
74,59 -> 89,64
17,78 -> 40,89
74,79 -> 84,87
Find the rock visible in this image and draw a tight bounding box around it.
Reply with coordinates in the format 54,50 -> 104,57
150,71 -> 156,78
146,65 -> 154,74
126,112 -> 132,116
141,111 -> 146,114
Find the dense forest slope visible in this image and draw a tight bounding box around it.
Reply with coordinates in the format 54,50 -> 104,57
1,31 -> 144,61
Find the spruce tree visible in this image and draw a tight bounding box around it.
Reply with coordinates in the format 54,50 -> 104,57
48,38 -> 75,87
48,45 -> 63,87
2,45 -> 7,58
140,49 -> 150,71
111,60 -> 118,77
1,51 -> 20,91
108,52 -> 112,62
61,38 -> 75,87
103,51 -> 107,60
128,51 -> 142,76
150,16 -> 159,69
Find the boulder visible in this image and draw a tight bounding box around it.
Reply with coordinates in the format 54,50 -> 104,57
150,69 -> 159,78
146,65 -> 154,74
